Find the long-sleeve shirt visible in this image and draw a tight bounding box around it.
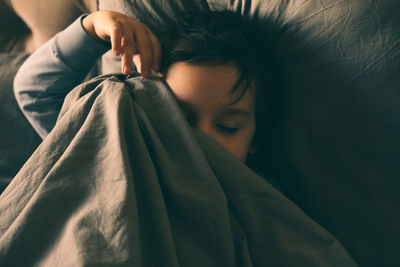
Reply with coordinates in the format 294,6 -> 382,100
14,15 -> 110,139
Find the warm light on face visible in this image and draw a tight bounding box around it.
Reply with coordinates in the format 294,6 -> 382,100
165,62 -> 256,162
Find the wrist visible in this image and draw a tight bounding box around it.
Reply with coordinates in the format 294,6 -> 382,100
81,14 -> 97,39
81,14 -> 109,45
54,15 -> 110,71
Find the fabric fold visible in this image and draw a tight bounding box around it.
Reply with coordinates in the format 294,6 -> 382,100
0,74 -> 356,266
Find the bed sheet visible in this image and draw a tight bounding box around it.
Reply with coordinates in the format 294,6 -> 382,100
0,74 -> 356,266
98,1 -> 400,266
0,0 -> 399,265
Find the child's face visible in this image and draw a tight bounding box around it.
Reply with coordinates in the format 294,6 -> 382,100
165,62 -> 256,162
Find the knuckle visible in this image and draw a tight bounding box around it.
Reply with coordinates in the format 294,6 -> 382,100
140,40 -> 153,48
110,23 -> 121,34
122,37 -> 133,48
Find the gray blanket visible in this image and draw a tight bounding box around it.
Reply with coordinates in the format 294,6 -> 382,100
0,75 -> 356,266
96,1 -> 400,266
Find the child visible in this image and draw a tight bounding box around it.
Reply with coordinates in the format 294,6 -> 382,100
14,9 -> 280,187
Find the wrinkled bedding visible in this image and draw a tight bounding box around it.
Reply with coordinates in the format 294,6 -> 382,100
1,0 -> 399,266
97,1 -> 400,265
0,75 -> 356,266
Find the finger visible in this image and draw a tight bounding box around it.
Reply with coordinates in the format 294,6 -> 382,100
135,27 -> 153,78
109,22 -> 122,56
146,29 -> 161,73
142,24 -> 161,73
120,35 -> 135,75
133,55 -> 141,73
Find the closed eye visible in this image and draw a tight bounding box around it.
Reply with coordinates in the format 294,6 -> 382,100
217,125 -> 239,134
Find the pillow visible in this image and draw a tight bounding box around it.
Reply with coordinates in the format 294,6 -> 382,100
237,2 -> 400,267
99,1 -> 400,266
0,52 -> 42,193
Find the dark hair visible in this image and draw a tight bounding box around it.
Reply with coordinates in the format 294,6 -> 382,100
160,10 -> 262,99
161,9 -> 283,171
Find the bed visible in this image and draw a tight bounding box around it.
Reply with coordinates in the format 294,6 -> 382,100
0,0 -> 399,266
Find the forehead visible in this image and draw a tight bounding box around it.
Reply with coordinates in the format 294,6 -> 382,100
165,62 -> 255,112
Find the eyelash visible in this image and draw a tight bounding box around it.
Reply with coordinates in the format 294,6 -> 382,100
217,125 -> 239,135
184,116 -> 239,135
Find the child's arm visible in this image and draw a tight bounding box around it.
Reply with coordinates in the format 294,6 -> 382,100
14,11 -> 161,139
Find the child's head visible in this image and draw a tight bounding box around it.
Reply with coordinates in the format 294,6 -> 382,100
161,9 -> 276,163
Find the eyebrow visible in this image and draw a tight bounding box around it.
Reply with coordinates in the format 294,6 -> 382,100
219,107 -> 252,118
175,98 -> 251,119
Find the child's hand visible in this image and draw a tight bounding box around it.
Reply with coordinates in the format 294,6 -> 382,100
82,11 -> 161,78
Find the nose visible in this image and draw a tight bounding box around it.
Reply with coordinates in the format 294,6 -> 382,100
192,120 -> 221,144
193,119 -> 212,135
